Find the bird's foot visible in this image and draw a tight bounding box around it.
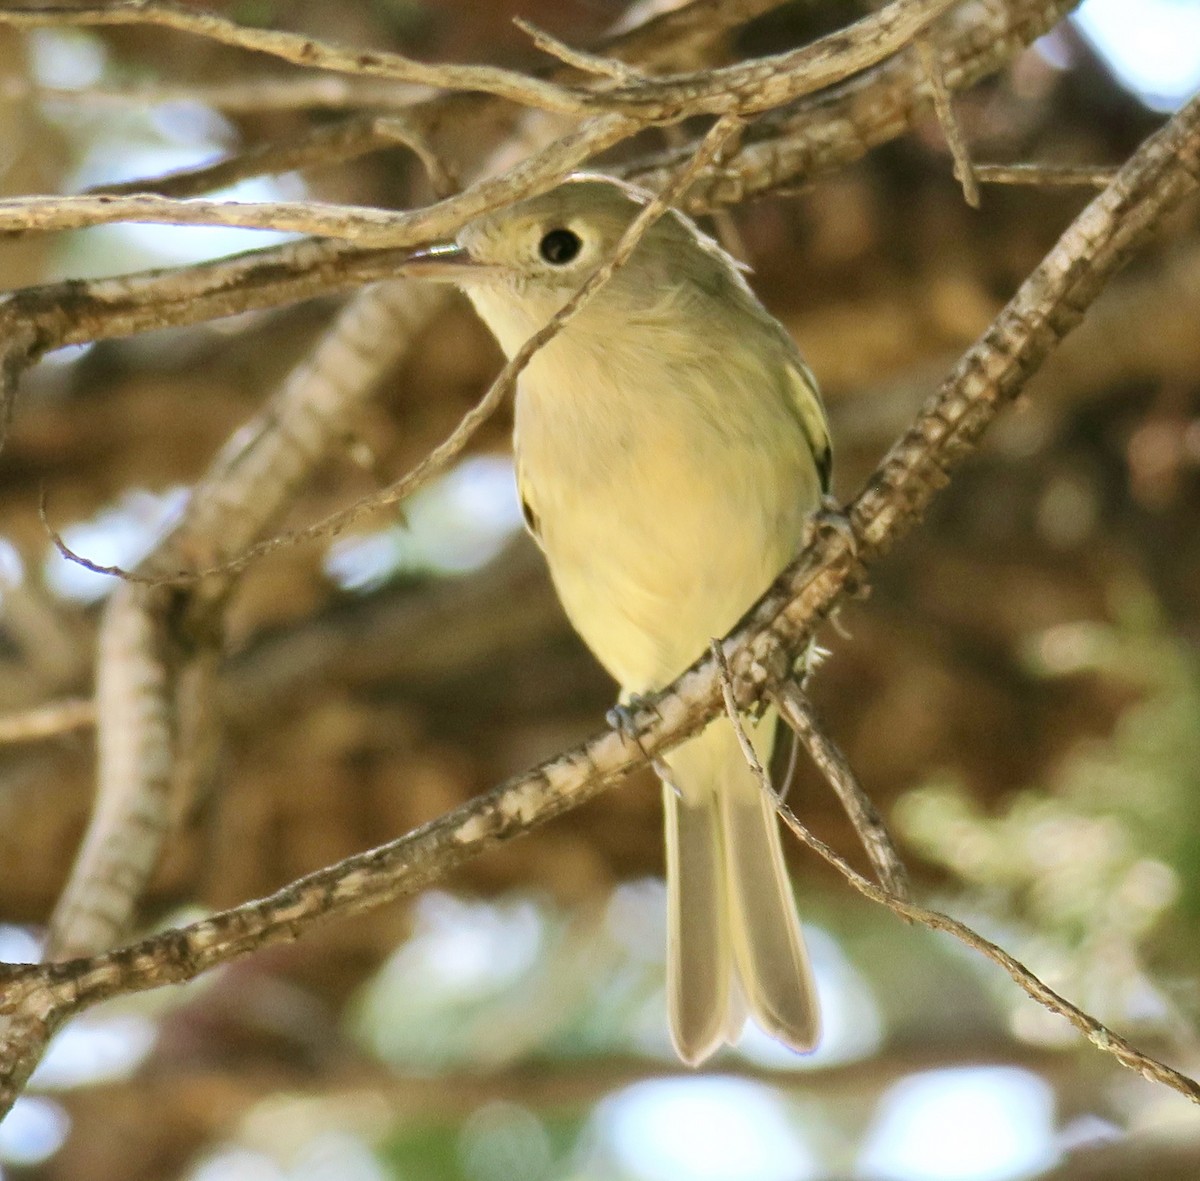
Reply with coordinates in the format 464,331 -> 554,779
606,693 -> 655,737
803,494 -> 857,557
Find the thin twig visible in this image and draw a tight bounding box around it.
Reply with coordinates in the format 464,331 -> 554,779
974,162 -> 1117,188
0,73 -> 419,113
772,800 -> 1200,1103
0,113 -> 637,247
0,1 -> 583,114
576,0 -> 961,118
627,0 -> 1083,211
514,17 -> 641,83
0,5 -> 1085,355
0,0 -> 958,119
918,38 -> 980,207
0,699 -> 95,745
772,680 -> 910,900
40,489 -> 131,580
0,0 -> 789,115
85,113 -> 457,201
711,639 -> 771,783
716,644 -> 1196,1101
0,0 -> 788,115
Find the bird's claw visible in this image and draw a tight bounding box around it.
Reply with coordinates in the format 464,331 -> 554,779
606,694 -> 654,737
803,494 -> 857,557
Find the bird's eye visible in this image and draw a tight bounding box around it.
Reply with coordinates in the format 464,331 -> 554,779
538,228 -> 582,265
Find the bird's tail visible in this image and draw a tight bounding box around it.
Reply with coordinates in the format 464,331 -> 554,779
661,711 -> 819,1066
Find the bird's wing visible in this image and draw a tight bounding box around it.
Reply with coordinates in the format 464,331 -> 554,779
514,453 -> 544,549
782,354 -> 832,495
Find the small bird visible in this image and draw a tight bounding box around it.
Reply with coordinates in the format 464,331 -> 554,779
402,175 -> 830,1065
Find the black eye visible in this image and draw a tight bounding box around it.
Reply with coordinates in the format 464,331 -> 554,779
539,228 -> 581,265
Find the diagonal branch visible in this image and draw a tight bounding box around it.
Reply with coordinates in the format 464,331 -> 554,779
84,113 -> 458,200
0,0 -> 957,119
49,1 -> 1074,217
772,802 -> 1200,1103
0,113 -> 638,246
773,681 -> 911,900
0,0 -> 580,113
4,85 -> 1198,1120
0,239 -> 419,354
580,0 -> 960,118
715,629 -> 1200,1105
632,0 -> 1083,208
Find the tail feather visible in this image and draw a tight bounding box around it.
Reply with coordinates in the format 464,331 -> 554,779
721,749 -> 820,1051
662,714 -> 819,1064
663,775 -> 732,1065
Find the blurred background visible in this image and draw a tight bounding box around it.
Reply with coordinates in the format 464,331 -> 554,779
0,0 -> 1199,1178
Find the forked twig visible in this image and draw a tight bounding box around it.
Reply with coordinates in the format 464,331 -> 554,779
712,644 -> 1200,1106
772,680 -> 911,900
773,800 -> 1200,1104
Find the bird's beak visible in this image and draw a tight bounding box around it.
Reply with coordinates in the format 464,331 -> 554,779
398,242 -> 491,281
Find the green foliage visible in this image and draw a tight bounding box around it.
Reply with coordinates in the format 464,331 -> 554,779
896,590 -> 1200,1031
378,1102 -> 589,1180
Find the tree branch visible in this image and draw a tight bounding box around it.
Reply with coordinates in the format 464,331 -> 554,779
84,113 -> 458,200
772,800 -> 1200,1103
0,698 -> 94,746
0,0 -> 582,114
0,1 -> 1082,370
773,681 -> 911,900
630,0 -> 1084,209
0,239 -> 420,355
0,0 -> 957,119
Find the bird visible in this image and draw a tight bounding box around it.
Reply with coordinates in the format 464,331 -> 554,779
401,174 -> 831,1065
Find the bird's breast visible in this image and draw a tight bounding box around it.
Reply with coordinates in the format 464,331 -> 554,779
513,334 -> 818,693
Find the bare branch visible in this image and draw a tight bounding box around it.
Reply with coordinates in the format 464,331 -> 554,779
0,239 -> 418,353
0,699 -> 94,746
975,162 -> 1118,188
0,113 -> 636,246
86,113 -> 457,200
711,639 -> 772,784
0,1 -> 583,114
34,113 -> 743,971
918,37 -> 980,207
0,0 -> 955,119
714,654 -> 1120,1118
1,74 -> 422,113
514,18 -> 642,83
0,0 -> 791,114
772,800 -> 1200,1103
629,0 -> 1083,209
773,681 -> 911,900
602,0 -> 794,71
579,0 -> 961,119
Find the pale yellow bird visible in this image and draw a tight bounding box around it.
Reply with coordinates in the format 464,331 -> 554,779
403,175 -> 830,1065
